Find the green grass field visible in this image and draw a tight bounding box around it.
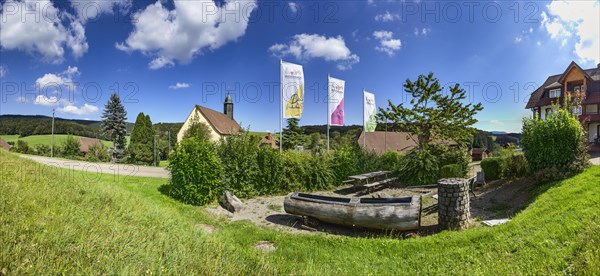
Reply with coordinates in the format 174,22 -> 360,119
0,134 -> 127,148
0,150 -> 598,274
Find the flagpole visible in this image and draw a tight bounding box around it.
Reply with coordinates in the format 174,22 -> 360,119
327,74 -> 330,152
363,89 -> 366,148
280,59 -> 283,153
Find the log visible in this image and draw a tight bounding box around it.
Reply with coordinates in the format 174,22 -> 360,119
284,193 -> 421,231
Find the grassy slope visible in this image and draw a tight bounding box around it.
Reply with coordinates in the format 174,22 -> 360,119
0,150 -> 598,274
1,134 -> 113,147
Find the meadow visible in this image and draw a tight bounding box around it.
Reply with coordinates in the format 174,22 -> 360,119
1,134 -> 113,147
0,150 -> 598,274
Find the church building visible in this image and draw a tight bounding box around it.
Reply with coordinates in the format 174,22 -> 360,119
177,92 -> 242,142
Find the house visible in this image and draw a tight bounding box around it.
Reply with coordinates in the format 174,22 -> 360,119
0,138 -> 11,151
78,137 -> 102,154
470,148 -> 489,161
177,92 -> 242,142
357,131 -> 458,155
259,133 -> 278,149
526,61 -> 600,145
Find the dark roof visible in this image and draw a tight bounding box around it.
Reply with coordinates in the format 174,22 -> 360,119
78,137 -> 101,153
471,148 -> 489,155
195,105 -> 242,135
526,62 -> 600,109
357,131 -> 458,155
0,138 -> 11,150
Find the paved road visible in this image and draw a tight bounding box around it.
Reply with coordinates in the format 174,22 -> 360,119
19,154 -> 170,178
591,152 -> 600,165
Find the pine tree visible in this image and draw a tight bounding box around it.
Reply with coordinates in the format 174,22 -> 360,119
128,112 -> 154,165
283,118 -> 306,150
101,93 -> 128,162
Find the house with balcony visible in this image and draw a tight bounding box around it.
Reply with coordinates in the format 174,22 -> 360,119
526,61 -> 600,146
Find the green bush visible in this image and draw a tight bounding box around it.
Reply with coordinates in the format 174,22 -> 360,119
503,154 -> 528,179
439,148 -> 470,177
522,108 -> 589,176
398,147 -> 440,185
61,135 -> 81,158
12,140 -> 30,154
440,164 -> 464,178
330,146 -> 359,183
281,151 -> 335,192
255,146 -> 284,195
168,138 -> 222,205
480,157 -> 505,181
217,132 -> 260,198
85,143 -> 111,162
34,144 -> 51,156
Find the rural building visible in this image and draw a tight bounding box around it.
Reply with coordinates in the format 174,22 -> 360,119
470,148 -> 489,161
259,133 -> 278,149
357,131 -> 458,155
78,137 -> 102,154
0,138 -> 11,150
526,61 -> 600,147
177,93 -> 242,142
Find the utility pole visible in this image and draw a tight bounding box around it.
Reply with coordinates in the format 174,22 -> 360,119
51,109 -> 55,157
167,130 -> 171,155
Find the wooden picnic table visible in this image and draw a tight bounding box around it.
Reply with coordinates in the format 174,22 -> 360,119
347,171 -> 393,188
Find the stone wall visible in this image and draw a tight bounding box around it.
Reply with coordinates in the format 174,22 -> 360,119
438,178 -> 470,230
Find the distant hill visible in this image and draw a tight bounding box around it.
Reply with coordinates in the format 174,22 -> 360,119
0,115 -> 182,141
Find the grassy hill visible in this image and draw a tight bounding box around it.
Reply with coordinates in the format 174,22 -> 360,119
0,150 -> 598,274
1,134 -> 114,147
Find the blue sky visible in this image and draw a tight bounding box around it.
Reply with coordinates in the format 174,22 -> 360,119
1,0 -> 599,133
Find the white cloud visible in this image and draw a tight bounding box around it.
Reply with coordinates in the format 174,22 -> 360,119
375,11 -> 399,22
69,0 -> 131,22
169,82 -> 191,89
57,103 -> 99,115
288,2 -> 298,13
16,96 -> 28,103
514,36 -> 523,43
33,95 -> 69,106
269,33 -> 360,70
0,66 -> 6,78
116,0 -> 257,70
413,28 -> 431,36
373,30 -> 401,56
541,1 -> 600,63
0,0 -> 89,62
537,41 -> 542,46
35,66 -> 80,92
490,119 -> 504,125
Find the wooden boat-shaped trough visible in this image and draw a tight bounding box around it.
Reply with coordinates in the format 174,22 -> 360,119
284,193 -> 421,231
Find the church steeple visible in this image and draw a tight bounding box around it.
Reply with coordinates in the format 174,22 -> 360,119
224,89 -> 233,120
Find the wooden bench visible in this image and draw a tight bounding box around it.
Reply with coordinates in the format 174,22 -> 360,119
363,177 -> 397,189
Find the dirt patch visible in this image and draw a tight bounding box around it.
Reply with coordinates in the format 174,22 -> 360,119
470,177 -> 537,220
255,241 -> 276,252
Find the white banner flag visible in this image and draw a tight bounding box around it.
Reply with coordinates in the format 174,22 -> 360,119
281,61 -> 304,118
328,76 -> 345,126
363,91 -> 377,132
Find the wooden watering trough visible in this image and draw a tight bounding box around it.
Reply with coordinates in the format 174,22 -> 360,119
284,193 -> 422,231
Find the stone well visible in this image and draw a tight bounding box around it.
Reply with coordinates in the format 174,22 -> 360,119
437,178 -> 470,230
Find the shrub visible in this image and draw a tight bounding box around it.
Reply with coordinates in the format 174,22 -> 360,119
398,147 -> 440,185
330,146 -> 359,183
255,146 -> 284,195
168,138 -> 222,205
12,140 -> 30,154
34,144 -> 51,156
439,148 -> 470,177
440,164 -> 464,178
378,151 -> 403,172
522,108 -> 589,176
480,157 -> 504,181
85,143 -> 110,162
61,135 -> 81,158
503,154 -> 528,179
217,132 -> 260,198
281,151 -> 335,191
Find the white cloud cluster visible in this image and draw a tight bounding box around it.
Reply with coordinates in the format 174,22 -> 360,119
413,28 -> 431,36
373,31 -> 401,56
288,2 -> 298,13
33,95 -> 68,106
169,82 -> 191,89
541,0 -> 600,63
269,34 -> 360,70
116,0 -> 257,70
375,11 -> 399,22
0,0 -> 129,63
57,103 -> 99,115
0,66 -> 6,78
35,66 -> 80,92
514,27 -> 534,44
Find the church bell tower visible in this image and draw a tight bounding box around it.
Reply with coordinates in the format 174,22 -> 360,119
224,90 -> 233,120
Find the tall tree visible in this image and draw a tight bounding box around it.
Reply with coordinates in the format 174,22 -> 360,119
183,114 -> 211,142
282,118 -> 305,150
101,93 -> 128,162
377,72 -> 483,149
128,112 -> 154,165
